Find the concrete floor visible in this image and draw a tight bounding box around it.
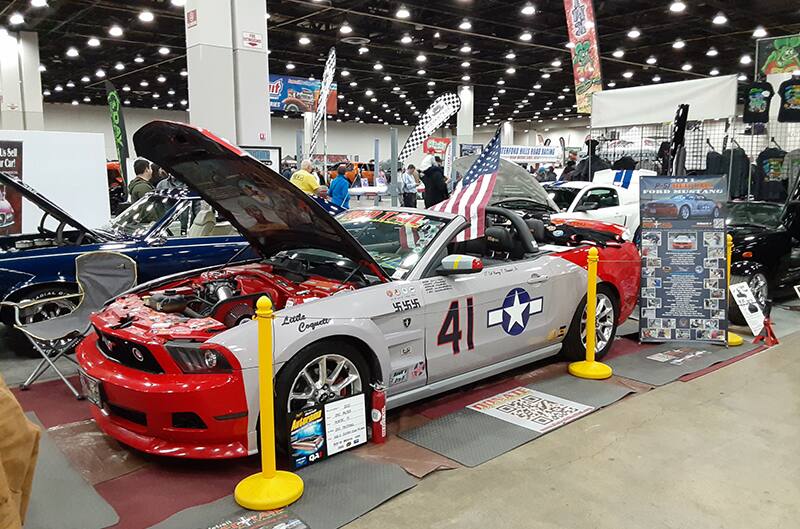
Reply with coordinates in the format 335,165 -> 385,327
347,332 -> 800,529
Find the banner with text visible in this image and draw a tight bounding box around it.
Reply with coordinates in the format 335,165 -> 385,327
269,74 -> 338,114
423,136 -> 451,155
500,145 -> 559,164
639,175 -> 728,344
0,141 -> 22,234
563,0 -> 603,114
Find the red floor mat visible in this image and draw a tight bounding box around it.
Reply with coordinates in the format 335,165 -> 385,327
13,376 -> 92,428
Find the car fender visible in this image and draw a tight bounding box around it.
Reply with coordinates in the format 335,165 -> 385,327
730,259 -> 767,281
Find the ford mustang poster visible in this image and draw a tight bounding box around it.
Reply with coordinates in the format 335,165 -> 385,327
269,74 -> 338,114
639,175 -> 728,344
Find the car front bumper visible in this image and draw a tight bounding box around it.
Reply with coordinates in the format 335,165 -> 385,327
76,333 -> 251,459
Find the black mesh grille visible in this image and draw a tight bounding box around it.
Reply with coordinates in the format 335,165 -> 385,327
108,403 -> 147,426
95,330 -> 164,374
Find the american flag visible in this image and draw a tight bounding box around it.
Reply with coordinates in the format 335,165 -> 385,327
430,127 -> 501,241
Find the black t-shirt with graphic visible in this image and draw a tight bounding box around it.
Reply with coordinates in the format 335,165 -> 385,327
778,77 -> 800,122
743,82 -> 774,123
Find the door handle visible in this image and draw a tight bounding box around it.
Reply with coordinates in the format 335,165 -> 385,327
527,274 -> 549,284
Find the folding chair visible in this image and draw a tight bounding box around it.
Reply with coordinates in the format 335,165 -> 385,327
7,252 -> 137,398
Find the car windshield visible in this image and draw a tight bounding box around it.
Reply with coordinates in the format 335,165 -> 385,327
548,187 -> 580,211
336,209 -> 449,278
101,194 -> 179,238
726,202 -> 783,229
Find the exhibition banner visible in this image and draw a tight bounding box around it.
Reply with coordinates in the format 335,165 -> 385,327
268,74 -> 338,114
423,136 -> 451,155
563,0 -> 603,114
500,145 -> 559,163
398,92 -> 461,163
756,34 -> 800,75
639,175 -> 728,344
0,141 -> 22,234
104,81 -> 130,187
309,47 -> 337,155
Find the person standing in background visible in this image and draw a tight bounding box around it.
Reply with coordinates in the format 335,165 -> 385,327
421,156 -> 449,207
290,160 -> 321,195
400,164 -> 418,207
328,166 -> 351,209
128,158 -> 155,202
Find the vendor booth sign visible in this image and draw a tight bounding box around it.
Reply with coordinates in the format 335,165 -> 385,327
269,74 -> 338,114
459,143 -> 483,157
423,137 -> 451,156
0,141 -> 22,234
639,175 -> 728,344
563,0 -> 603,114
756,34 -> 800,75
500,145 -> 559,164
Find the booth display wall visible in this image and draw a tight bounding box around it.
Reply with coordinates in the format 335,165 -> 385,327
0,129 -> 110,232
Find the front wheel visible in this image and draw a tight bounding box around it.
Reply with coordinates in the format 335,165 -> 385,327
5,285 -> 79,358
274,340 -> 371,450
561,285 -> 619,361
729,272 -> 769,326
679,205 -> 691,220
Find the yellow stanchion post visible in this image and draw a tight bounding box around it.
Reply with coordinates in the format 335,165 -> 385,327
726,234 -> 744,347
235,296 -> 304,510
568,247 -> 613,380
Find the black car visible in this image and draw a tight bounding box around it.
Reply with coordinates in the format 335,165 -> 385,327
728,196 -> 800,325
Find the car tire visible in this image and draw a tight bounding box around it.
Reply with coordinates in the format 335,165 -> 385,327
4,284 -> 79,358
729,272 -> 769,326
561,285 -> 619,361
679,205 -> 691,220
273,340 -> 372,451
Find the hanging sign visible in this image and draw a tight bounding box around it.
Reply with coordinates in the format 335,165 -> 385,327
268,75 -> 338,114
500,145 -> 559,163
459,143 -> 483,157
423,137 -> 451,156
639,175 -> 728,344
563,0 -> 603,114
104,81 -> 130,188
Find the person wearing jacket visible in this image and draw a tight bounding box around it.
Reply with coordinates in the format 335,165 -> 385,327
128,158 -> 155,202
328,166 -> 351,209
421,156 -> 449,208
400,165 -> 418,207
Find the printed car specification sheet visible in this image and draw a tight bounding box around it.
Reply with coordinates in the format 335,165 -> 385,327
324,394 -> 367,455
639,175 -> 728,344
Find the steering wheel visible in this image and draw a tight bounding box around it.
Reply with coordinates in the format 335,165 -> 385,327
38,213 -> 56,237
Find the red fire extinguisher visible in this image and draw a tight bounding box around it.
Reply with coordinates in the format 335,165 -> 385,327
371,384 -> 386,444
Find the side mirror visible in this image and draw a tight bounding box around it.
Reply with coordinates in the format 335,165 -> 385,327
436,254 -> 483,276
574,202 -> 600,212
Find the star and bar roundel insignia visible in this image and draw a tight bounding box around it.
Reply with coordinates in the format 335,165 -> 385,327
487,288 -> 544,336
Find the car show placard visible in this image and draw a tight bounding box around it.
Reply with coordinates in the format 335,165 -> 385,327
0,140 -> 22,234
467,387 -> 593,433
639,175 -> 728,344
288,393 -> 367,469
729,282 -> 765,337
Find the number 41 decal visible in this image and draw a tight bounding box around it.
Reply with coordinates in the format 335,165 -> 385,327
437,297 -> 474,355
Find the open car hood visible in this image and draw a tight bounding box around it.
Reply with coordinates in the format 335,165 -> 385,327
133,121 -> 388,280
0,172 -> 104,239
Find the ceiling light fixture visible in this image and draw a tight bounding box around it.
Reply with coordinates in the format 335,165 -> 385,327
373,62 -> 383,70
519,31 -> 532,41
740,54 -> 752,65
31,0 -> 48,7
140,80 -> 149,87
339,21 -> 353,34
358,46 -> 368,54
135,55 -> 145,63
461,61 -> 470,68
38,64 -> 46,72
9,13 -> 24,25
672,39 -> 685,49
738,73 -> 747,81
416,69 -> 426,75
87,36 -> 100,47
646,55 -> 657,64
298,36 -> 311,45
286,63 -> 295,70
669,1 -> 686,13
157,74 -> 166,82
400,34 -> 412,44
712,12 -> 727,25
506,67 -> 516,74
551,59 -> 562,67
65,80 -> 75,88
180,69 -> 188,76
709,68 -> 720,76
706,47 -> 719,57
114,62 -> 125,70
752,26 -> 767,38
416,53 -> 426,62
681,63 -> 692,71
461,75 -> 470,81
108,25 -> 123,37
122,85 -> 131,91
608,81 -> 616,87
395,5 -> 410,19
459,18 -> 472,30
627,27 -> 641,39
622,71 -> 634,78
54,84 -> 63,91
521,3 -> 536,15
138,10 -> 154,22
158,47 -> 170,55
383,75 -> 392,81
612,49 -> 624,58
171,0 -> 186,6
66,47 -> 79,58
460,44 -> 472,53
95,68 -> 106,78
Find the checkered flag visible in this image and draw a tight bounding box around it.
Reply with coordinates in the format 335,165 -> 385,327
398,92 -> 461,163
309,47 -> 336,155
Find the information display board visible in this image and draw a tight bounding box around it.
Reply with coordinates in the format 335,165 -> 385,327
288,393 -> 367,469
241,146 -> 282,170
639,175 -> 728,344
0,141 -> 22,234
268,74 -> 338,114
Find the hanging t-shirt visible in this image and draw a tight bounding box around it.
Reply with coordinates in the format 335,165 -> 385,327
743,82 -> 774,123
756,147 -> 787,181
777,77 -> 800,122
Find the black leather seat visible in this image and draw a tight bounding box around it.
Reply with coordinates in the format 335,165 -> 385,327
525,218 -> 546,243
485,226 -> 524,259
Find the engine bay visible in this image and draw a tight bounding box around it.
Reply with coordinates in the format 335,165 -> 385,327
97,263 -> 357,341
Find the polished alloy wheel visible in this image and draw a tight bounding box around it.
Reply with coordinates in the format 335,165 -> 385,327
748,273 -> 768,309
580,293 -> 615,353
21,297 -> 78,356
680,206 -> 691,220
288,354 -> 363,412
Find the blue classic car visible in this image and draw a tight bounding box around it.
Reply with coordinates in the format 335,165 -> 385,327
0,173 -> 255,329
643,193 -> 723,220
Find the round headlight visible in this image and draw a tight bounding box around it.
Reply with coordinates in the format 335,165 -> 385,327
204,350 -> 218,369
